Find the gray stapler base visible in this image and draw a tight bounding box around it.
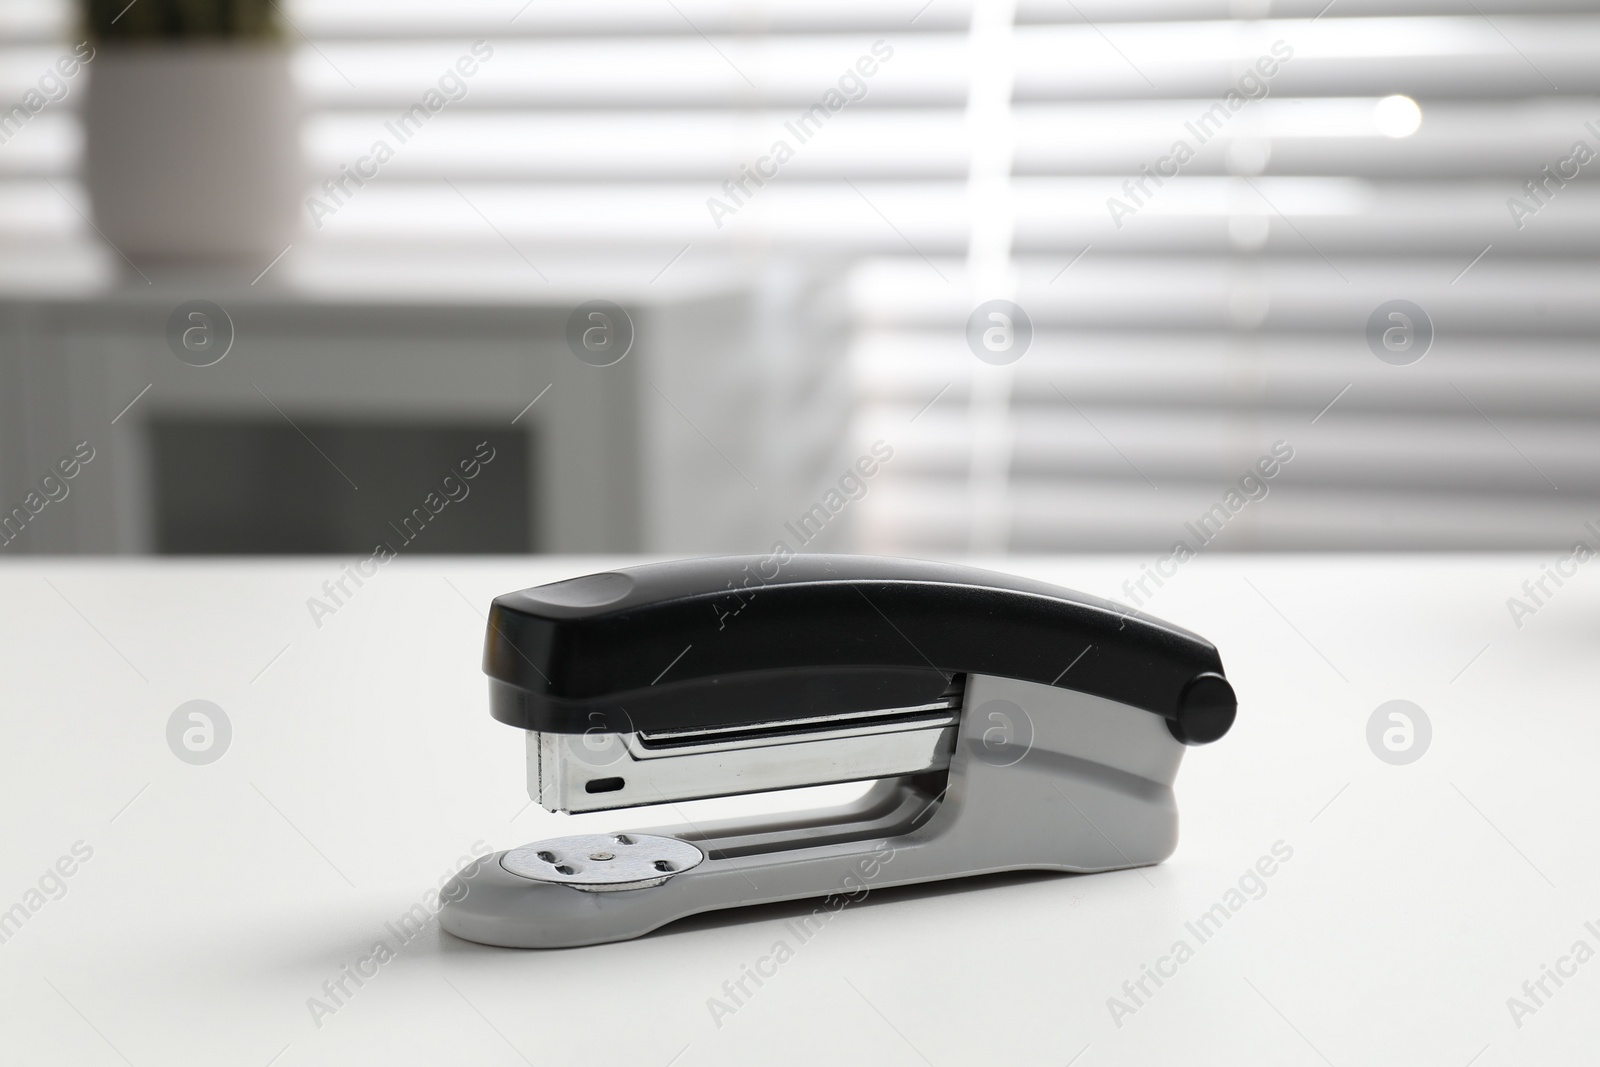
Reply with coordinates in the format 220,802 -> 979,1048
440,674 -> 1186,949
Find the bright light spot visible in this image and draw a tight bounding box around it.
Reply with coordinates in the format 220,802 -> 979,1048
1374,95 -> 1422,138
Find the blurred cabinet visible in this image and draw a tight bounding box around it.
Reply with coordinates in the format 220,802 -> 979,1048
0,261 -> 851,555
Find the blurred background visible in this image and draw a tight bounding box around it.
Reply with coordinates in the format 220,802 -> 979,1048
0,0 -> 1596,558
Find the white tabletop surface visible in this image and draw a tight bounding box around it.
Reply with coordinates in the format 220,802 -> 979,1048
2,554 -> 1595,1066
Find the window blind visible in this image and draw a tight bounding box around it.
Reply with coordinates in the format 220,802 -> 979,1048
2,0 -> 1595,549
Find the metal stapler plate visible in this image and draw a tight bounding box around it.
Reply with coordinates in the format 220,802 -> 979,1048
502,833 -> 706,892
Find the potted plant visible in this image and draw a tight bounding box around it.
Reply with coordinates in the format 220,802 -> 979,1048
81,0 -> 302,269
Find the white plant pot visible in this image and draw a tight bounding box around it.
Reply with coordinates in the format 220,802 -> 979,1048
84,44 -> 302,267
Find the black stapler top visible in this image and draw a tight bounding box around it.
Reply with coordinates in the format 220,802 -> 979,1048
483,554 -> 1236,746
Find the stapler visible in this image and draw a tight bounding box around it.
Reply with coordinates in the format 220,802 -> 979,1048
440,554 -> 1236,948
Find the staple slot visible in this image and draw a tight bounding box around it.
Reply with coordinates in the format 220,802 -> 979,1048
636,706 -> 958,750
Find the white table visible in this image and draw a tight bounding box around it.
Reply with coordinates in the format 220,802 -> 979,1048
2,554 -> 1594,1065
